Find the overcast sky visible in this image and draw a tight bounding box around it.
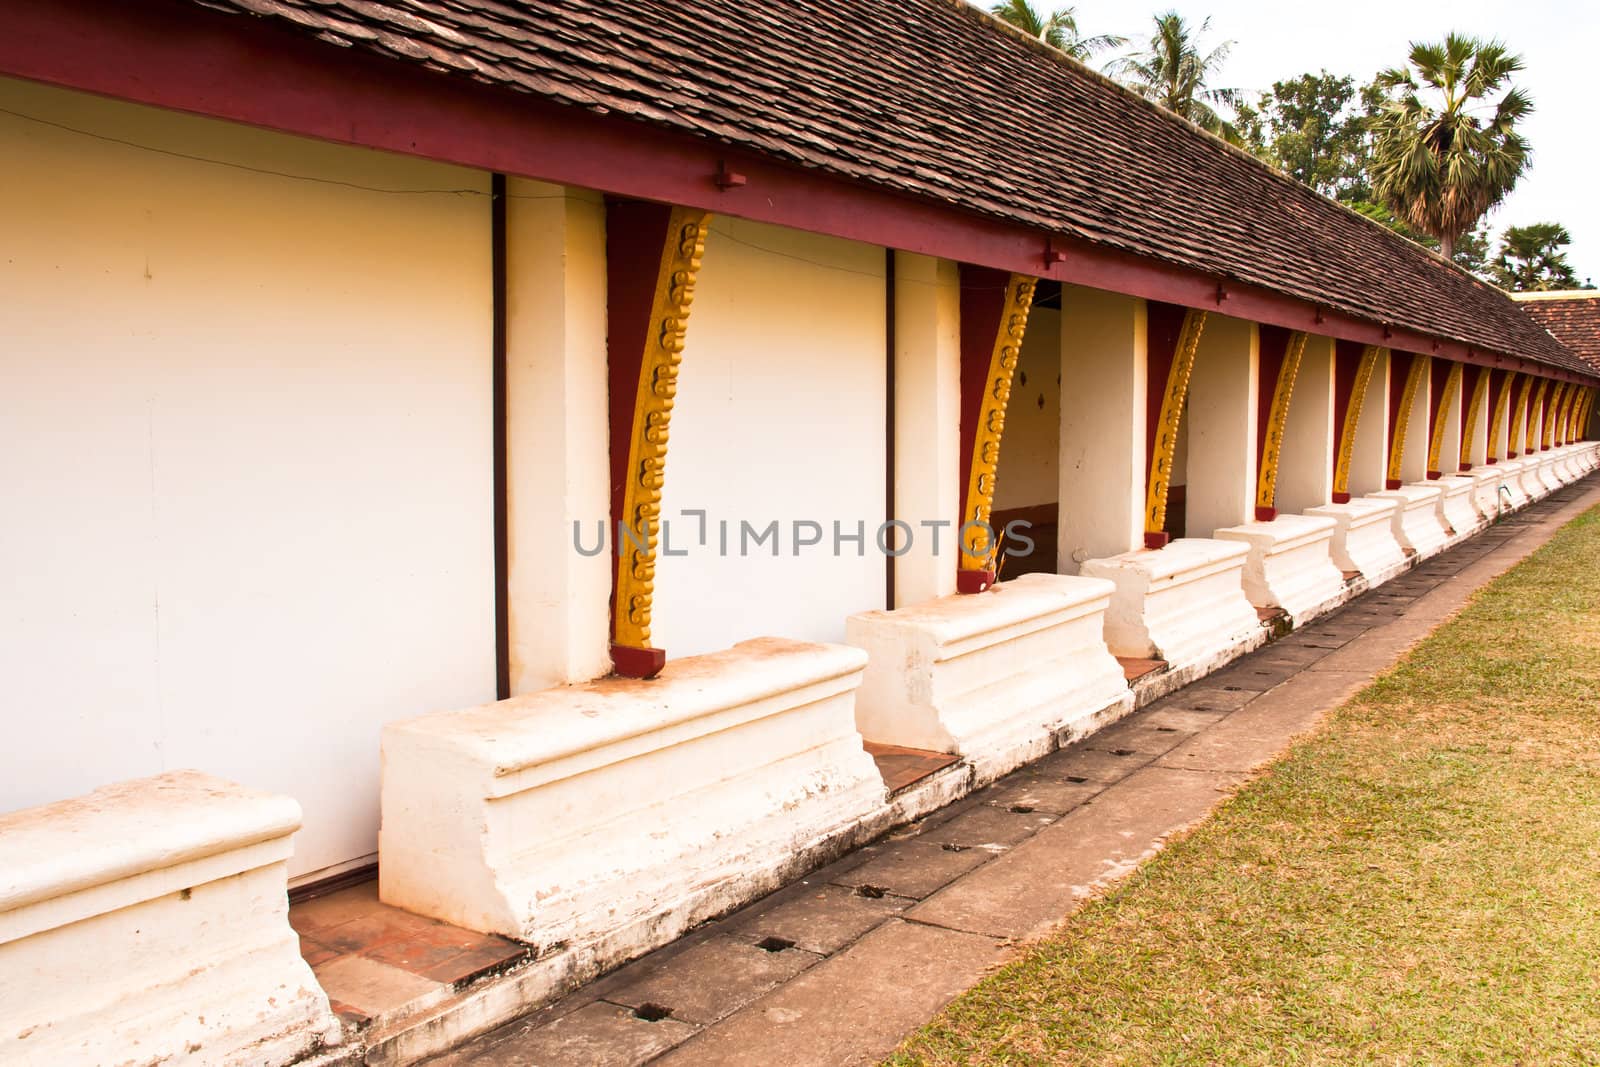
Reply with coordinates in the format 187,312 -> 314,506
1052,0 -> 1598,285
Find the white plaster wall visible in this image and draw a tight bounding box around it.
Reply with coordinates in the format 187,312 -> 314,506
1348,351 -> 1391,497
1399,360 -> 1433,484
1433,368 -> 1464,474
993,308 -> 1061,511
1276,335 -> 1335,514
1057,287 -> 1146,572
652,218 -> 886,657
0,78 -> 496,879
1185,314 -> 1258,537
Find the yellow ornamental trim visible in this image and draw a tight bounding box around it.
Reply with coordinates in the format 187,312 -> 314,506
1332,345 -> 1380,498
612,206 -> 710,650
959,274 -> 1036,571
1387,354 -> 1428,485
1579,388 -> 1595,440
1254,331 -> 1308,515
1542,382 -> 1565,450
1426,361 -> 1462,474
1558,384 -> 1579,444
1528,379 -> 1550,453
1144,309 -> 1208,538
1487,372 -> 1515,462
1459,366 -> 1488,469
1513,374 -> 1535,454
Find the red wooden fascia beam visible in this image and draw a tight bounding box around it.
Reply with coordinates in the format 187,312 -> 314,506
2,0 -> 1593,387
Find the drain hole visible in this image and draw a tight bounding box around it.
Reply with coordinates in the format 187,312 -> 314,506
941,843 -> 968,852
1155,726 -> 1178,733
634,1003 -> 673,1022
1222,685 -> 1243,692
855,884 -> 888,898
1008,804 -> 1035,814
755,936 -> 794,953
1065,775 -> 1089,783
1111,748 -> 1137,756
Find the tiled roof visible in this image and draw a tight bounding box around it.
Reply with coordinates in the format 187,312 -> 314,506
189,0 -> 1591,374
1515,293 -> 1600,371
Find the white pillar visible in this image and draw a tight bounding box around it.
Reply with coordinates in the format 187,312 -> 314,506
1184,313 -> 1258,537
1397,359 -> 1432,485
505,178 -> 613,694
1348,349 -> 1391,497
1057,286 -> 1145,573
1465,372 -> 1490,468
893,251 -> 961,607
1430,366 -> 1463,476
1275,335 -> 1335,515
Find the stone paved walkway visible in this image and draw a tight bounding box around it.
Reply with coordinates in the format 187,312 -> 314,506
429,478 -> 1600,1067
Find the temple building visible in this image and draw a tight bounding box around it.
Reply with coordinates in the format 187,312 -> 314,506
2,0 -> 1597,1062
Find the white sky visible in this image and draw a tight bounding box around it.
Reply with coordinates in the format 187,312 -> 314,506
1052,0 -> 1599,284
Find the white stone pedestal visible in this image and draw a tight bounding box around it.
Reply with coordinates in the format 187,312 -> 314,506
1306,497 -> 1408,587
1213,514 -> 1348,626
1433,475 -> 1486,543
1533,452 -> 1563,494
1514,456 -> 1548,501
1369,485 -> 1449,559
0,772 -> 339,1066
1554,445 -> 1582,483
380,638 -> 884,952
1496,459 -> 1532,510
1469,466 -> 1506,520
1080,538 -> 1264,678
847,573 -> 1132,784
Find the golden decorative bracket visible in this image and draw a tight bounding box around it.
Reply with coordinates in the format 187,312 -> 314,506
1254,331 -> 1307,520
1425,360 -> 1461,477
1143,309 -> 1208,547
1331,345 -> 1380,502
1387,354 -> 1428,488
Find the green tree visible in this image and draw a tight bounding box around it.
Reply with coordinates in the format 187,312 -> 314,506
1368,33 -> 1533,260
989,0 -> 1125,61
1489,223 -> 1591,291
1237,71 -> 1371,200
1118,11 -> 1239,140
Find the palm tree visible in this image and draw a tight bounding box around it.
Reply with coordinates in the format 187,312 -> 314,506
1368,34 -> 1532,261
989,0 -> 1125,62
1117,12 -> 1239,140
1489,223 -> 1587,291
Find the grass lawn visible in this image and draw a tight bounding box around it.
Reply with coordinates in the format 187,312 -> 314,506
888,505 -> 1600,1066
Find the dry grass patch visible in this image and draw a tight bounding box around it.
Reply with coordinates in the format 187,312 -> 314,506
888,506 -> 1600,1066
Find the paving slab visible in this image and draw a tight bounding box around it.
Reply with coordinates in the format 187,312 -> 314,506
598,934 -> 822,1026
1029,743 -> 1155,784
649,921 -> 1005,1067
975,773 -> 1104,816
920,797 -> 1058,848
827,837 -> 993,900
721,882 -> 909,956
903,766 -> 1244,941
435,1000 -> 697,1066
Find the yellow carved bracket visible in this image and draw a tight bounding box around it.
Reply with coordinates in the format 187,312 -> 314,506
1144,309 -> 1208,539
1254,331 -> 1307,515
959,274 -> 1036,572
1459,366 -> 1488,469
1332,345 -> 1380,499
1387,354 -> 1428,485
1487,372 -> 1514,462
1425,361 -> 1462,475
612,206 -> 710,651
1513,375 -> 1535,455
1528,379 -> 1550,453
1542,381 -> 1565,450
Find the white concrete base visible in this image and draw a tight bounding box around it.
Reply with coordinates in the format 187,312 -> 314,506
1080,538 -> 1264,672
847,573 -> 1132,785
0,772 -> 339,1066
1495,459 -> 1532,510
379,637 -> 885,949
1305,498 -> 1408,587
1514,456 -> 1548,501
1433,475 -> 1486,543
1468,466 -> 1506,520
1534,452 -> 1563,494
1369,485 -> 1449,559
1213,514 -> 1348,626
